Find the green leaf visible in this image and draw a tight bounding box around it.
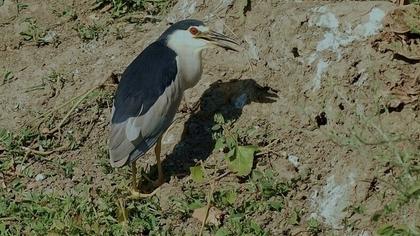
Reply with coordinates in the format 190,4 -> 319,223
215,227 -> 229,236
251,169 -> 264,181
288,209 -> 301,225
377,225 -> 408,236
225,145 -> 257,176
0,222 -> 5,234
225,134 -> 237,149
268,199 -> 284,211
407,181 -> 420,197
214,137 -> 226,151
226,148 -> 235,160
190,165 -> 205,183
212,124 -> 221,131
4,71 -> 13,81
214,113 -> 225,124
371,210 -> 382,222
223,190 -> 237,205
188,199 -> 204,210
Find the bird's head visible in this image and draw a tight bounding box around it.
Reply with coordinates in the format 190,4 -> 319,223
160,19 -> 239,53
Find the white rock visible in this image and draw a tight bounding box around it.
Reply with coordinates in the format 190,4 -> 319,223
311,172 -> 357,229
307,7 -> 386,91
354,8 -> 385,38
35,174 -> 46,182
312,60 -> 329,91
287,154 -> 300,167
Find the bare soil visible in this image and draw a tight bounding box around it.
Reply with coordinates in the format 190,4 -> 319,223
1,0 -> 419,235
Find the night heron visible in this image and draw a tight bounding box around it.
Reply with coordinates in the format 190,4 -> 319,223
108,19 -> 239,197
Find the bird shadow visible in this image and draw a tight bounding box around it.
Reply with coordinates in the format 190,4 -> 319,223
148,78 -> 277,185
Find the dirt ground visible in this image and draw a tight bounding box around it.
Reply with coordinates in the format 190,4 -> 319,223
1,0 -> 419,235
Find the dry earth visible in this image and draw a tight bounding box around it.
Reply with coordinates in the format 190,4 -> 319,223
1,0 -> 419,235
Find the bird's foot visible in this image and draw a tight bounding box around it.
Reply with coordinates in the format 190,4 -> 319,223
151,177 -> 165,188
141,172 -> 165,188
129,187 -> 160,199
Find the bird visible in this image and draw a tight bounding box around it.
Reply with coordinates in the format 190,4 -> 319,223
108,19 -> 239,198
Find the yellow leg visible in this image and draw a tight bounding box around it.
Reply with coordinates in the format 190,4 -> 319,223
131,162 -> 138,191
154,135 -> 164,186
130,161 -> 159,199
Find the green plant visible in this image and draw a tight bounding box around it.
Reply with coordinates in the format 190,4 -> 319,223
19,18 -> 51,46
16,2 -> 28,14
76,24 -> 103,41
186,113 -> 291,234
2,70 -> 15,84
377,224 -> 419,236
214,217 -> 268,236
212,113 -> 258,177
213,189 -> 237,207
307,217 -> 322,235
251,169 -> 290,199
25,70 -> 67,93
93,0 -> 175,18
0,189 -> 163,235
57,7 -> 77,20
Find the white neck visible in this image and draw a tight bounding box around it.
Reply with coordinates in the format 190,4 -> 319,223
166,30 -> 207,90
176,49 -> 203,89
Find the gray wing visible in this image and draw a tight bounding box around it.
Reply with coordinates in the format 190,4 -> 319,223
108,41 -> 181,167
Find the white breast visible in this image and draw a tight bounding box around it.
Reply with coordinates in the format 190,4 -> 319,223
176,52 -> 203,90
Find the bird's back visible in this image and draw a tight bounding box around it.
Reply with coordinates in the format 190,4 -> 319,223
109,40 -> 181,167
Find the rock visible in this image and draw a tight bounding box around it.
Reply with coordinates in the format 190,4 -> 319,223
35,173 -> 46,182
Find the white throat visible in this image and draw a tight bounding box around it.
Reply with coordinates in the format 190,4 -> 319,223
166,30 -> 207,90
176,50 -> 203,89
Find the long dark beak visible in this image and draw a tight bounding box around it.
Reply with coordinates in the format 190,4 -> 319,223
198,30 -> 240,52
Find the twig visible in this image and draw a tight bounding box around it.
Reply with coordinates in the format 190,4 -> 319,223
21,145 -> 67,156
256,138 -> 283,157
0,217 -> 17,221
199,181 -> 215,236
29,95 -> 79,125
31,83 -> 116,127
213,171 -> 231,182
354,134 -> 409,146
47,86 -> 98,134
200,170 -> 231,186
117,198 -> 128,224
261,138 -> 281,150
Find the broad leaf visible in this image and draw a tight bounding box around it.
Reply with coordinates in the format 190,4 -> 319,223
214,137 -> 226,151
225,145 -> 258,176
190,165 -> 205,183
223,190 -> 237,205
215,228 -> 229,236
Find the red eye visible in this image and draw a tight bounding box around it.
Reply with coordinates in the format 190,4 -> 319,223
189,27 -> 199,35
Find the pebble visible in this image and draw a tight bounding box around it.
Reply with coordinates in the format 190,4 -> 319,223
35,173 -> 46,182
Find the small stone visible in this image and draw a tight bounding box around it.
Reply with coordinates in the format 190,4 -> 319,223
40,31 -> 58,44
288,154 -> 300,168
41,127 -> 50,134
35,174 -> 46,182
